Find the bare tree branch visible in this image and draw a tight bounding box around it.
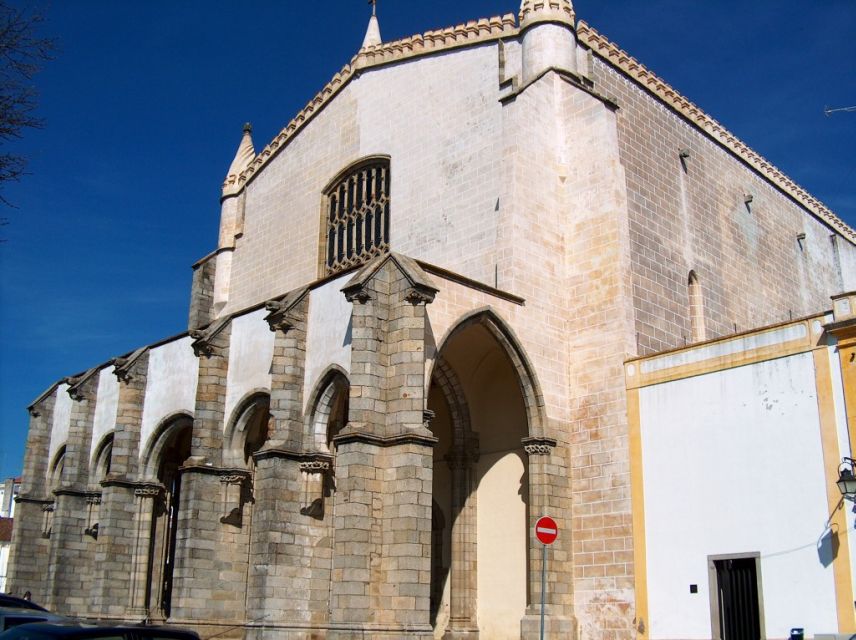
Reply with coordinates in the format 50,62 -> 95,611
0,2 -> 54,210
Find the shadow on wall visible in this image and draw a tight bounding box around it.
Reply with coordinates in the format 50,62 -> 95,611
816,524 -> 839,568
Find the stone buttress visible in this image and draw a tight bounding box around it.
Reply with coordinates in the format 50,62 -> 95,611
329,254 -> 438,639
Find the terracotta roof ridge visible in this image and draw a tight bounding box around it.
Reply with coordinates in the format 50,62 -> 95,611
576,20 -> 856,245
237,14 -> 518,191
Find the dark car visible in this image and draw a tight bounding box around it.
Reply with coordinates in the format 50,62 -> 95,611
0,597 -> 47,613
0,609 -> 68,633
0,623 -> 200,640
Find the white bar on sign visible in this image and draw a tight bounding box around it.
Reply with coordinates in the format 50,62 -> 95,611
536,527 -> 556,534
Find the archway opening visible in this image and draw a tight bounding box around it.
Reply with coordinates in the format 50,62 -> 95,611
148,418 -> 192,619
428,320 -> 531,640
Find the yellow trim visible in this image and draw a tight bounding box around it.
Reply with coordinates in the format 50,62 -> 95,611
835,336 -> 856,457
813,348 -> 856,632
626,317 -> 823,390
627,388 -> 649,640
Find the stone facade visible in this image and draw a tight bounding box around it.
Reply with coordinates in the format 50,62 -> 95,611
8,2 -> 856,640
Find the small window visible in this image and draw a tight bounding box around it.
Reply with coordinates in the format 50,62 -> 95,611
323,158 -> 390,275
688,270 -> 706,343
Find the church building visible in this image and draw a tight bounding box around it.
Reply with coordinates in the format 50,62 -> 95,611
8,2 -> 856,639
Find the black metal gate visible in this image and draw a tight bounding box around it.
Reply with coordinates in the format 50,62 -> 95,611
714,557 -> 761,640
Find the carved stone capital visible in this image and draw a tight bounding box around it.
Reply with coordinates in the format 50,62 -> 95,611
190,318 -> 231,358
41,503 -> 55,513
190,331 -> 220,358
65,379 -> 88,402
299,460 -> 331,473
522,436 -> 557,457
344,287 -> 372,304
423,409 -> 436,428
112,347 -> 148,383
66,368 -> 99,401
86,495 -> 102,505
405,287 -> 436,305
264,300 -> 297,334
219,472 -> 250,485
134,486 -> 163,498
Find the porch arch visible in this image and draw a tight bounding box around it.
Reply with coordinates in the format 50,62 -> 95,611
430,307 -> 548,439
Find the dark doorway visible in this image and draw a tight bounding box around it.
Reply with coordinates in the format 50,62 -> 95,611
713,557 -> 761,640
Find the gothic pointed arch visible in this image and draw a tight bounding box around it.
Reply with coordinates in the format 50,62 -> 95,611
304,365 -> 350,451
136,412 -> 193,619
89,433 -> 114,485
140,412 -> 194,481
431,307 -> 547,438
223,390 -> 272,469
49,445 -> 66,491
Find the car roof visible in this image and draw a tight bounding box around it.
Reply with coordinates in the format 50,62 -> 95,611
0,597 -> 47,613
0,622 -> 200,640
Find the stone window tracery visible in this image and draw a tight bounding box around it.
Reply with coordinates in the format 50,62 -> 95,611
324,158 -> 390,275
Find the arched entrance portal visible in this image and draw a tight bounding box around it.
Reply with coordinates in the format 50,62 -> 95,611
429,317 -> 533,639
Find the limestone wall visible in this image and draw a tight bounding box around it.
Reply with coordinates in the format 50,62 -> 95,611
590,55 -> 856,355
226,43 -> 507,314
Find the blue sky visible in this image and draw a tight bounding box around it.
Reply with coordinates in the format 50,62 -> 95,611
0,0 -> 854,479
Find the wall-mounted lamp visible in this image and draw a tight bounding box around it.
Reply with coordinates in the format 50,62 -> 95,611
679,149 -> 690,159
836,457 -> 856,501
796,232 -> 806,252
744,194 -> 754,205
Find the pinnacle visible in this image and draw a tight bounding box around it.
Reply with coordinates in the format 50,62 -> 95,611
222,123 -> 256,198
361,14 -> 382,49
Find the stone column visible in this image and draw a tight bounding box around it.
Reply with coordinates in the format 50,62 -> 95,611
91,349 -> 150,620
127,485 -> 165,617
445,439 -> 479,639
330,254 -> 438,639
520,436 -> 577,640
7,394 -> 56,602
46,371 -> 100,614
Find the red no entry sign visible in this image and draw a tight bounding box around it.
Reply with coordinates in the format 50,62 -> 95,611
535,516 -> 558,545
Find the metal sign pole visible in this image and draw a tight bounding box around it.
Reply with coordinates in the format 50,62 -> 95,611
540,542 -> 546,640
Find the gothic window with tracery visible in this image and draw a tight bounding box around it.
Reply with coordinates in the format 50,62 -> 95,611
324,158 -> 390,275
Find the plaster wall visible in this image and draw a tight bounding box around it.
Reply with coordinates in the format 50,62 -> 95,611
90,367 -> 119,462
47,384 -> 72,470
227,43 -> 506,314
639,352 -> 837,638
139,337 -> 198,458
590,55 -> 856,355
0,545 -> 8,591
304,274 -> 353,409
224,309 -> 274,426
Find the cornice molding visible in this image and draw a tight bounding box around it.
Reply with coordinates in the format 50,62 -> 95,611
576,20 -> 856,245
